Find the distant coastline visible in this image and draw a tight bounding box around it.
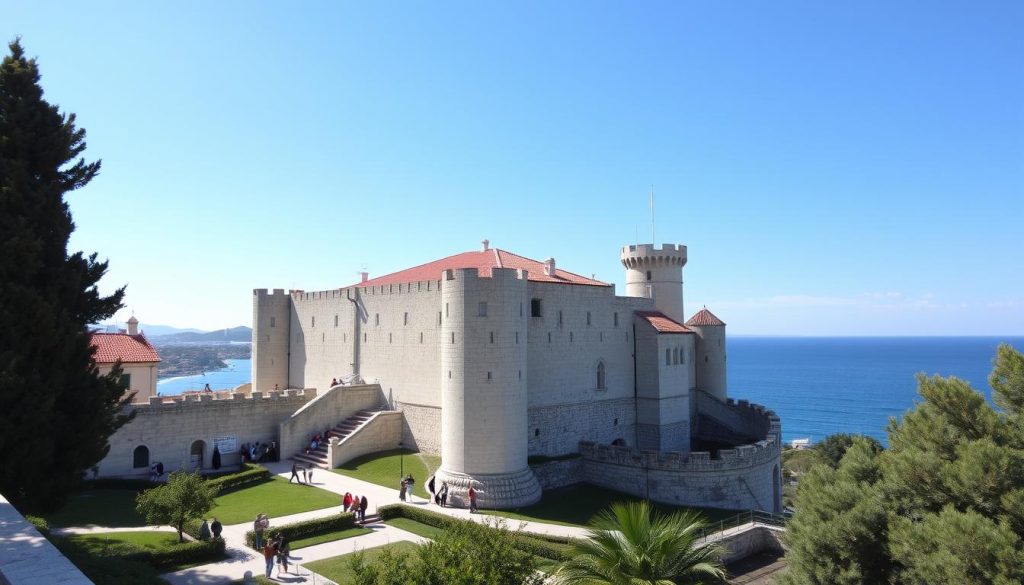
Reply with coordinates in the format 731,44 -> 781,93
156,342 -> 251,379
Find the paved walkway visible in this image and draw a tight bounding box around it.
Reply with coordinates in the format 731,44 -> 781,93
161,460 -> 585,584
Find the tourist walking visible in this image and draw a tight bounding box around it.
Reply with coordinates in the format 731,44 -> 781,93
360,495 -> 369,522
262,540 -> 277,579
290,462 -> 301,484
351,497 -> 361,523
439,482 -> 449,507
253,514 -> 265,549
210,518 -> 222,540
399,477 -> 407,501
276,535 -> 290,576
198,519 -> 211,541
343,492 -> 353,512
468,486 -> 477,513
405,474 -> 415,503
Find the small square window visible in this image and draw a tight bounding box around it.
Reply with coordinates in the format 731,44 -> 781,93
270,317 -> 276,328
478,302 -> 488,317
334,315 -> 339,327
531,298 -> 542,317
487,372 -> 492,380
613,312 -> 618,327
586,311 -> 591,326
404,312 -> 408,325
311,316 -> 315,327
375,313 -> 380,326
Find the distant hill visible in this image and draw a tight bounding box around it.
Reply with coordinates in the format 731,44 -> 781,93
151,326 -> 252,344
93,323 -> 205,337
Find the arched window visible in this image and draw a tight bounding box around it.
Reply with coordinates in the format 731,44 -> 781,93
133,445 -> 150,469
596,362 -> 606,389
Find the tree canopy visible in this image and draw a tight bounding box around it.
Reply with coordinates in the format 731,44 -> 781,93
554,500 -> 726,585
782,343 -> 1024,585
135,471 -> 219,542
0,38 -> 132,513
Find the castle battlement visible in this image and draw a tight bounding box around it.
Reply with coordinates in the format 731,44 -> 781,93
579,431 -> 779,472
253,288 -> 287,297
358,280 -> 444,296
142,388 -> 317,408
620,244 -> 687,268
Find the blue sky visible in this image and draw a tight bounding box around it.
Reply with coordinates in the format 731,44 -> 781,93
6,2 -> 1022,334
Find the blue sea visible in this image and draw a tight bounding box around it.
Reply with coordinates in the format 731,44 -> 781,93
153,338 -> 1022,445
730,337 -> 1024,445
156,358 -> 252,395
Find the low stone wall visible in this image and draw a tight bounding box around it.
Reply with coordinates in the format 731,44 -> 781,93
328,411 -> 404,468
396,402 -> 441,454
279,384 -> 385,460
100,389 -> 316,476
716,523 -> 786,564
529,457 -> 584,490
0,493 -> 92,584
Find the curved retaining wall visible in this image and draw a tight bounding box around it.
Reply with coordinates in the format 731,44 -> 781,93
579,399 -> 782,512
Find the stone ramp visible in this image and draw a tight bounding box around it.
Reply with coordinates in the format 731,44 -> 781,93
291,410 -> 377,469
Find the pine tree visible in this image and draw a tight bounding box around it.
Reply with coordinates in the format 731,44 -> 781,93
0,39 -> 132,512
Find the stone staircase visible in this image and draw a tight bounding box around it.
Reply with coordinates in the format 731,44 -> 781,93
290,410 -> 377,469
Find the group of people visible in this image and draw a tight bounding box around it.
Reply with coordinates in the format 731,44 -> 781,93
241,441 -> 277,463
289,462 -> 317,484
306,431 -> 327,453
197,517 -> 223,541
425,475 -> 478,512
261,532 -> 291,578
398,474 -> 416,502
342,492 -> 370,522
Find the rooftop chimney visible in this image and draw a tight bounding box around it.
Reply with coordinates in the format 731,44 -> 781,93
544,258 -> 556,276
482,239 -> 490,251
127,315 -> 139,336
360,272 -> 369,283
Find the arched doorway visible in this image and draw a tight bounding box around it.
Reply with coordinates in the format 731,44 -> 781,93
133,445 -> 150,469
190,440 -> 206,471
773,464 -> 781,513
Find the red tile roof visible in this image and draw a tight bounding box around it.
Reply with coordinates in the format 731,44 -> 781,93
90,332 -> 161,363
635,311 -> 694,334
356,249 -> 609,288
685,308 -> 726,327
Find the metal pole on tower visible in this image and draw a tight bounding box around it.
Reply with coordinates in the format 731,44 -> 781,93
650,185 -> 656,244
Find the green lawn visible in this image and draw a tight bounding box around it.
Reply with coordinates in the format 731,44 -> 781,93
333,449 -> 441,499
66,531 -> 180,554
383,517 -> 444,540
482,484 -> 740,527
45,490 -> 145,528
289,526 -> 371,550
305,541 -> 419,584
209,476 -> 340,524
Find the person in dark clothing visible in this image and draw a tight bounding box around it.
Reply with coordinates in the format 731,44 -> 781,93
211,518 -> 223,539
360,495 -> 368,522
289,462 -> 301,483
428,475 -> 436,495
468,486 -> 477,513
439,482 -> 449,507
212,446 -> 221,470
155,461 -> 164,478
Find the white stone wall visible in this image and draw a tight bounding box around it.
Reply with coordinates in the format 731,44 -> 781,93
396,402 -> 441,454
692,324 -> 727,400
528,398 -> 636,455
252,288 -> 291,392
98,390 -> 314,477
328,411 -> 403,467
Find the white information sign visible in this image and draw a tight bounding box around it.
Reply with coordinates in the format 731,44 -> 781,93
214,436 -> 237,453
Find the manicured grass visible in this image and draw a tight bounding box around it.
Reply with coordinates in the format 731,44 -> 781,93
45,490 -> 146,528
305,541 -> 419,584
482,484 -> 740,527
384,517 -> 444,540
333,449 -> 441,499
288,526 -> 371,550
209,476 -> 341,524
66,531 -> 180,553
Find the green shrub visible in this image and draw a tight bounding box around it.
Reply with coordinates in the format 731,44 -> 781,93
378,504 -> 573,560
244,511 -> 357,549
25,515 -> 50,536
206,463 -> 270,493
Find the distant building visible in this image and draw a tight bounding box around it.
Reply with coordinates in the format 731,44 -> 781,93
90,316 -> 161,403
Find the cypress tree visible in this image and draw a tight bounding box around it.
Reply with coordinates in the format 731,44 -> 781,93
0,39 -> 133,512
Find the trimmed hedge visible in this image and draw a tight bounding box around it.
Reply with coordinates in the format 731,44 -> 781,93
206,463 -> 270,493
377,504 -> 574,561
25,515 -> 50,536
123,538 -> 226,570
244,511 -> 357,549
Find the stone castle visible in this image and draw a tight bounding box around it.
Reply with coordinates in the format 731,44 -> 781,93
98,240 -> 782,513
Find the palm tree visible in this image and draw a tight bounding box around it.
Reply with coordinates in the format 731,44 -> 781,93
554,500 -> 727,585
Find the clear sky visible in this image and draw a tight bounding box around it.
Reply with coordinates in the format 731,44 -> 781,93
6,2 -> 1022,335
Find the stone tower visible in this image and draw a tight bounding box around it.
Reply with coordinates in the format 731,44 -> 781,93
252,289 -> 291,392
687,308 -> 727,401
436,267 -> 541,509
620,244 -> 688,322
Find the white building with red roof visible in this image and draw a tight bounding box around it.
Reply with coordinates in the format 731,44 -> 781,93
250,240 -> 782,512
90,316 -> 161,403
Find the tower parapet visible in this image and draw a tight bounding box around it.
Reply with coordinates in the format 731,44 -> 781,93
621,244 -> 687,322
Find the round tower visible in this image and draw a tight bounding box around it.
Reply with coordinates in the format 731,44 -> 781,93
621,244 -> 687,323
686,308 -> 727,401
252,289 -> 291,392
437,267 -> 541,509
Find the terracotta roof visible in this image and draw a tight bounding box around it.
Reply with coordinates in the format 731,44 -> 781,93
635,311 -> 694,334
90,332 -> 161,363
356,248 -> 609,288
685,308 -> 726,327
